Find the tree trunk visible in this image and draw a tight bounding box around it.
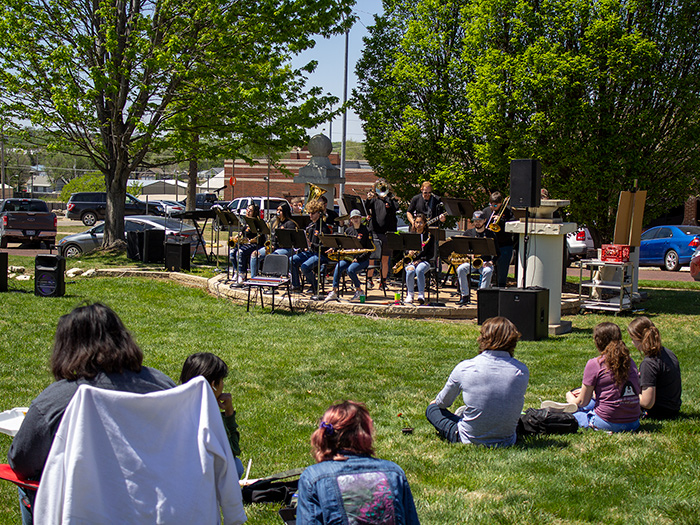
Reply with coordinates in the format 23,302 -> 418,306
103,168 -> 129,248
186,133 -> 199,212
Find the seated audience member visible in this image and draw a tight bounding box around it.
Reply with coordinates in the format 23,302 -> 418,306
324,209 -> 373,303
7,302 -> 176,525
180,352 -> 245,478
566,322 -> 641,432
297,401 -> 420,525
627,316 -> 681,419
426,317 -> 529,447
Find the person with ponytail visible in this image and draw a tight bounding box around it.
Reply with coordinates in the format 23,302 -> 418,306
566,322 -> 641,432
297,401 -> 420,524
627,316 -> 681,419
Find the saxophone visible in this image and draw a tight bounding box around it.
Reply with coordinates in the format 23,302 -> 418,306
392,233 -> 431,274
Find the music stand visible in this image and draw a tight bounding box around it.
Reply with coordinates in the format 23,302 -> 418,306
440,235 -> 497,293
275,228 -> 307,251
243,216 -> 271,237
292,215 -> 311,230
213,206 -> 241,279
441,198 -> 474,219
341,194 -> 367,216
320,234 -> 362,251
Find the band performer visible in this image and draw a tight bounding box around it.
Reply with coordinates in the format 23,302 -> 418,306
455,210 -> 499,306
271,203 -> 298,257
324,209 -> 374,303
365,178 -> 399,291
404,213 -> 435,305
406,181 -> 446,231
230,204 -> 266,285
291,200 -> 332,295
483,191 -> 514,288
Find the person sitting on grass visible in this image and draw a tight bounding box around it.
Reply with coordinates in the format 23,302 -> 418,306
627,316 -> 681,420
180,352 -> 245,479
426,316 -> 529,447
297,400 -> 420,524
566,322 -> 641,432
8,302 -> 176,525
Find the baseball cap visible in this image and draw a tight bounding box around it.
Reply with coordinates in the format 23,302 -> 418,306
350,209 -> 362,218
472,210 -> 485,221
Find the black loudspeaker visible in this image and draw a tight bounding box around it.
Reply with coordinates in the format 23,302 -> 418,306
498,288 -> 549,341
126,231 -> 142,261
1,252 -> 8,292
510,159 -> 541,208
477,288 -> 500,324
165,242 -> 190,272
35,254 -> 65,297
142,230 -> 165,263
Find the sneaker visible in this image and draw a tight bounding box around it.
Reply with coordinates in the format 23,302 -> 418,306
540,400 -> 578,413
350,290 -> 363,302
237,275 -> 245,285
324,291 -> 339,303
366,279 -> 374,289
417,294 -> 425,305
454,405 -> 467,417
405,293 -> 414,304
378,280 -> 387,291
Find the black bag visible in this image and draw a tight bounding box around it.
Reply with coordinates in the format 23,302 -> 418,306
517,408 -> 579,437
240,467 -> 304,505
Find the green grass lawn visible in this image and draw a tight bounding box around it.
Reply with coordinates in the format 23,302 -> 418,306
1,273 -> 699,523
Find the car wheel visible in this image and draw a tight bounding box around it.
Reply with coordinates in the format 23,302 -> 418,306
63,243 -> 82,258
81,212 -> 97,226
664,249 -> 681,271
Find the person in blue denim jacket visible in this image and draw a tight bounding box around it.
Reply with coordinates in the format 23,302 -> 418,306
297,401 -> 420,524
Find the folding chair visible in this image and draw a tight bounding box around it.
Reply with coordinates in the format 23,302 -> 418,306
242,253 -> 293,313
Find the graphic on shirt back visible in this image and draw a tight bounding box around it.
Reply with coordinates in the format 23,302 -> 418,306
337,471 -> 396,524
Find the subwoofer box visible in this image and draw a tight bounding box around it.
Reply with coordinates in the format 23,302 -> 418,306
498,288 -> 549,341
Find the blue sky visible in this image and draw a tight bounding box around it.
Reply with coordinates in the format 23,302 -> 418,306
292,1 -> 383,144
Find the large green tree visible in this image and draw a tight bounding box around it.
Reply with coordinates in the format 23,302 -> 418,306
357,0 -> 700,242
0,0 -> 353,245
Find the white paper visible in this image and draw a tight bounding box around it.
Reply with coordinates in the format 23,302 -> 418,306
0,407 -> 28,437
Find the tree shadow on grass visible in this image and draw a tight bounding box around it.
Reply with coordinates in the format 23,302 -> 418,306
642,289 -> 700,316
515,435 -> 572,449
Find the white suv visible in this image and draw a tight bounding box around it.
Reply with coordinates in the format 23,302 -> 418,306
227,196 -> 290,222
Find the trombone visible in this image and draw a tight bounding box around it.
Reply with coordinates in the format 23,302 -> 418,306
487,196 -> 510,233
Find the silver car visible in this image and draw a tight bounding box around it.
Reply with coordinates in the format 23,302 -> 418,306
57,215 -> 201,257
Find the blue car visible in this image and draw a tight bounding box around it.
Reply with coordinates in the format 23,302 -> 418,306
639,225 -> 700,271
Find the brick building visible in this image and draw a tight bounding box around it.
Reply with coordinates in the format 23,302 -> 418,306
221,148 -> 377,204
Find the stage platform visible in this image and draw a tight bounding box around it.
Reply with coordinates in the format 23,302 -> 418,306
91,268 -> 581,321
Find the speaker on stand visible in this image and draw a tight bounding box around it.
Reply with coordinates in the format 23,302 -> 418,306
35,254 -> 65,297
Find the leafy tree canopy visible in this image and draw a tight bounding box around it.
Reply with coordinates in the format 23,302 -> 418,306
356,0 -> 700,242
59,173 -> 106,202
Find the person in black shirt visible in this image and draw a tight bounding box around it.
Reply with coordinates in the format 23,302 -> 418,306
231,204 -> 266,285
365,179 -> 399,289
403,213 -> 435,305
482,191 -> 514,287
291,199 -> 332,294
324,209 -> 374,303
406,181 -> 445,231
455,210 -> 500,305
271,203 -> 298,257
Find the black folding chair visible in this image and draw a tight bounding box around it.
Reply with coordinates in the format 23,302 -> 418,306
242,254 -> 293,313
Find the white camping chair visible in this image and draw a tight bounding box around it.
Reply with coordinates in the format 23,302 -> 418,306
34,377 -> 246,524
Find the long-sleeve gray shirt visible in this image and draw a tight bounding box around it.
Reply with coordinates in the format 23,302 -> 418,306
435,350 -> 529,447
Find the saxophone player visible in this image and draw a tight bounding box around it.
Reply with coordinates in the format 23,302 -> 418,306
324,209 -> 374,303
455,210 -> 500,306
291,200 -> 332,295
404,214 -> 435,305
231,204 -> 266,285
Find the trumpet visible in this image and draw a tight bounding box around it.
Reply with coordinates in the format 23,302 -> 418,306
487,196 -> 510,233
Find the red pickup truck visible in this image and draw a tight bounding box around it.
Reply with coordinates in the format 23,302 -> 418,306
0,198 -> 57,248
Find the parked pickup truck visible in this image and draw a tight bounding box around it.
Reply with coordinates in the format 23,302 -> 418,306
0,198 -> 57,248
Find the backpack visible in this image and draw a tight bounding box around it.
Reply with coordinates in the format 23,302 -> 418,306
517,408 -> 579,437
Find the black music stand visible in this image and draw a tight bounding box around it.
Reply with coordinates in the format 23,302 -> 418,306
213,206 -> 240,278
320,234 -> 362,251
243,216 -> 271,238
440,236 -> 497,294
341,195 -> 367,217
275,228 -> 307,293
292,215 -> 312,230
386,233 -> 439,304
441,198 -> 474,219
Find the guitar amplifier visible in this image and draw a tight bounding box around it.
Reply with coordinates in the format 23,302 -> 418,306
165,242 -> 190,272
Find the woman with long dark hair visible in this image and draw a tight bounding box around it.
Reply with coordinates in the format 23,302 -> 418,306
627,316 -> 681,419
8,303 -> 175,524
567,322 -> 641,432
297,401 -> 420,524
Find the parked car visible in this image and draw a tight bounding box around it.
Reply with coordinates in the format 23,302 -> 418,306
66,192 -> 158,226
180,193 -> 219,210
0,198 -> 57,248
639,225 -> 700,271
228,196 -> 290,222
57,215 -> 202,257
566,227 -> 595,261
150,200 -> 185,216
